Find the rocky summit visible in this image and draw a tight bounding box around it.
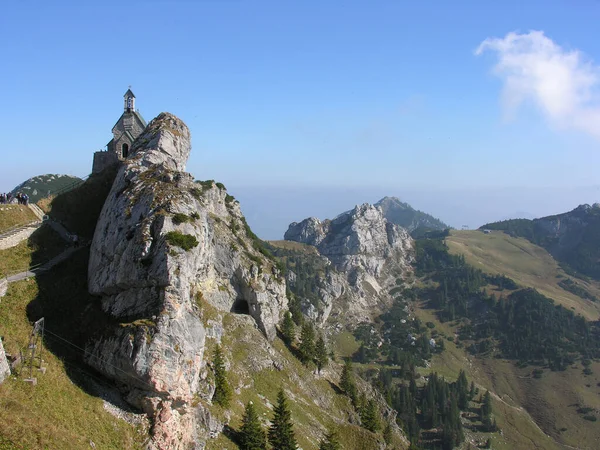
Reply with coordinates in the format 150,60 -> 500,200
86,112 -> 287,449
284,203 -> 414,323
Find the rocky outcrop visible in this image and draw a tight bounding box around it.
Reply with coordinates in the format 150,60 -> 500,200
86,112 -> 287,449
0,278 -> 7,298
285,203 -> 413,323
535,204 -> 598,239
0,338 -> 10,384
286,203 -> 413,279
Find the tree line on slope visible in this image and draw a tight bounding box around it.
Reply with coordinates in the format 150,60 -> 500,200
480,213 -> 600,281
341,358 -> 495,450
413,237 -> 600,369
212,344 -> 342,450
237,389 -> 341,450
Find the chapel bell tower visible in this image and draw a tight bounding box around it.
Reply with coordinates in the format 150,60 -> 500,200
124,88 -> 136,112
92,88 -> 147,174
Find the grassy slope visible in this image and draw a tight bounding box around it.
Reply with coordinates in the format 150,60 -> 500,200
436,230 -> 600,449
408,304 -> 564,450
446,230 -> 600,320
201,303 -> 406,450
0,279 -> 144,450
0,206 -> 37,234
268,240 -> 320,254
0,172 -> 145,449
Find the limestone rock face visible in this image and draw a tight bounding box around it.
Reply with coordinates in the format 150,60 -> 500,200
285,203 -> 413,279
86,112 -> 287,449
285,203 -> 414,323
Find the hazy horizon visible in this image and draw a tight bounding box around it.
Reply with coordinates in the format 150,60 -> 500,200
6,171 -> 599,240
230,183 -> 600,240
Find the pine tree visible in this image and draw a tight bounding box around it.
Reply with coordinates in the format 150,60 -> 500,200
212,344 -> 231,407
455,370 -> 469,410
409,376 -> 417,398
268,389 -> 297,450
360,399 -> 381,433
315,335 -> 328,373
298,322 -> 316,364
383,422 -> 393,445
441,395 -> 464,450
281,311 -> 295,346
239,401 -> 266,450
340,359 -> 357,404
319,428 -> 341,450
480,390 -> 493,430
288,292 -> 304,326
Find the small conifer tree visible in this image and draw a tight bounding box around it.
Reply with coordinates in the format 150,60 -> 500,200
298,322 -> 316,365
340,359 -> 358,404
281,311 -> 295,345
360,399 -> 381,433
239,401 -> 266,450
212,344 -> 231,407
480,390 -> 493,430
315,335 -> 328,373
319,428 -> 341,450
383,422 -> 393,445
268,389 -> 297,450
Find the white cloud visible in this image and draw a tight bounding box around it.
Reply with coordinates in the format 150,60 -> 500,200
476,31 -> 600,139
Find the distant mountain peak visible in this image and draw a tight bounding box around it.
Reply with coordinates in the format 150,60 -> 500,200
11,174 -> 83,202
376,196 -> 410,208
375,196 -> 448,233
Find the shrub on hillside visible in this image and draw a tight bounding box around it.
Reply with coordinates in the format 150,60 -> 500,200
165,231 -> 198,250
172,213 -> 191,225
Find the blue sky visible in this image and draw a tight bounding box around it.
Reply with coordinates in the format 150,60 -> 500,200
2,1 -> 600,237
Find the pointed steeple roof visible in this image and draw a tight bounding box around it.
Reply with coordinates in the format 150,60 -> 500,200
124,88 -> 135,98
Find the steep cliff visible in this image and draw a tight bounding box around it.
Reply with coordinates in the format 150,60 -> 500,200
86,112 -> 287,449
284,203 -> 414,324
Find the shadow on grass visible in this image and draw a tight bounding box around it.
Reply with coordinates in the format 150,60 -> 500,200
22,168 -> 130,407
222,424 -> 242,446
25,247 -> 123,398
275,328 -> 306,362
326,379 -> 344,396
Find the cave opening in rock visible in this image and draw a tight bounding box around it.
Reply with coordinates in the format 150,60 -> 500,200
231,298 -> 250,315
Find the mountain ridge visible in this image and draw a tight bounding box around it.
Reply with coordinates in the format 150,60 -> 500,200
375,196 -> 449,233
10,174 -> 83,202
481,203 -> 600,280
